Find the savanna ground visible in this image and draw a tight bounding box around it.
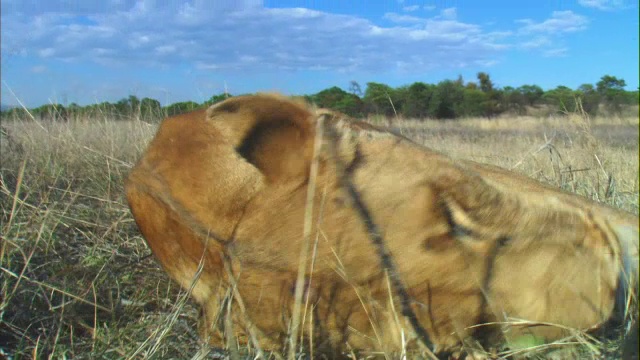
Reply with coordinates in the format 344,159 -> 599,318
1,108 -> 638,359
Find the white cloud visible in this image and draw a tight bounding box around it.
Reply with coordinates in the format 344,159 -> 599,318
514,11 -> 588,57
0,0 -> 508,74
520,36 -> 551,49
155,45 -> 176,55
578,0 -> 628,10
384,12 -> 424,23
30,65 -> 47,73
402,5 -> 420,12
440,8 -> 457,20
517,11 -> 589,34
38,48 -> 56,57
543,48 -> 568,57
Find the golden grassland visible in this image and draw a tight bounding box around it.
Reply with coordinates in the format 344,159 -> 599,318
1,111 -> 638,359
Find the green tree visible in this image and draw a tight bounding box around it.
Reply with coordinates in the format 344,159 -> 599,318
204,93 -> 232,106
348,81 -> 363,97
363,82 -> 398,117
314,86 -> 349,108
477,72 -> 494,93
401,82 -> 435,119
502,86 -> 526,115
164,101 -> 201,116
543,86 -> 578,113
625,90 -> 639,105
334,94 -> 364,117
140,97 -> 162,120
460,88 -> 490,117
596,75 -> 626,93
575,84 -> 600,117
32,103 -> 68,121
114,95 -> 141,118
596,75 -> 627,114
83,101 -> 117,118
430,80 -> 464,119
67,102 -> 81,111
312,86 -> 364,117
517,85 -> 544,106
475,72 -> 503,117
485,89 -> 504,118
65,102 -> 81,119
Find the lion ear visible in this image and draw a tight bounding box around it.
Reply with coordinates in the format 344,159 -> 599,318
207,95 -> 317,184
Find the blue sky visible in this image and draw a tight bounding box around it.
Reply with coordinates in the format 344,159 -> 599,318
1,0 -> 638,107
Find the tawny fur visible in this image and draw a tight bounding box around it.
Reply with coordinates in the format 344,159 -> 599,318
126,93 -> 639,356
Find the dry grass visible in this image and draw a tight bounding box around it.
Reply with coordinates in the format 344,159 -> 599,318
1,111 -> 638,359
391,114 -> 639,214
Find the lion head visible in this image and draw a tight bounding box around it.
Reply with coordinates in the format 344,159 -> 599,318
126,93 -> 638,357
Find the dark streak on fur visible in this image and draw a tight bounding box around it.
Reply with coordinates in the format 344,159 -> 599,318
235,120 -> 292,165
323,122 -> 437,353
438,192 -> 515,346
212,101 -> 240,114
478,236 -> 511,319
344,144 -> 365,176
425,281 -> 439,338
439,197 -> 474,240
216,292 -> 233,334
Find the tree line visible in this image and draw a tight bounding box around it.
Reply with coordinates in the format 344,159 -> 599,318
1,73 -> 637,121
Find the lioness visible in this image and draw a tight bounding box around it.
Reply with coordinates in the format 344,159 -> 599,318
126,94 -> 638,357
